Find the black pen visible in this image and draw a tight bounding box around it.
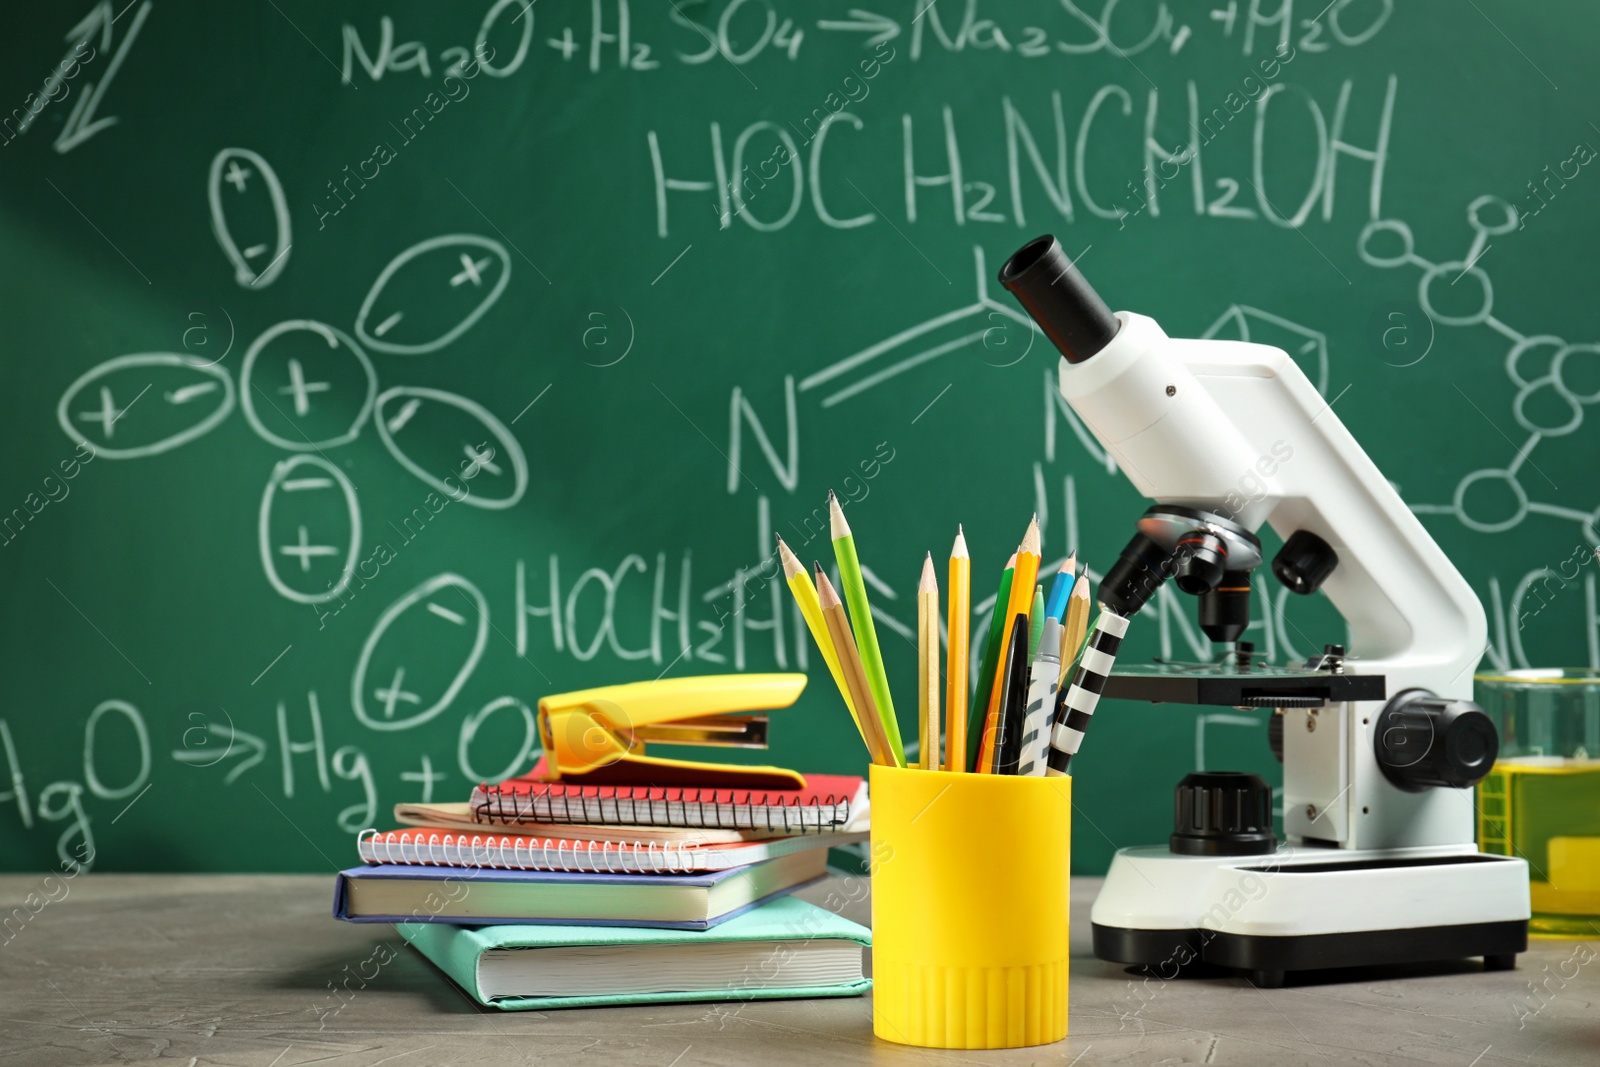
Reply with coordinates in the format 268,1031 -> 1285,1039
991,613 -> 1032,775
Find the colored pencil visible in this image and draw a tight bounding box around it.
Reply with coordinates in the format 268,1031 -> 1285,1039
979,517 -> 1041,773
1044,554 -> 1075,621
917,553 -> 941,771
944,526 -> 970,773
776,535 -> 862,740
829,491 -> 905,765
816,566 -> 896,767
991,613 -> 1032,775
1058,572 -> 1092,685
1017,617 -> 1064,777
1027,585 -> 1046,659
966,552 -> 1015,773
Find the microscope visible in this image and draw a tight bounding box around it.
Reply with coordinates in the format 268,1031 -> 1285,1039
1000,236 -> 1530,987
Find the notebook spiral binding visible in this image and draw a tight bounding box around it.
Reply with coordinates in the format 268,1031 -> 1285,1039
471,784 -> 851,834
357,829 -> 709,874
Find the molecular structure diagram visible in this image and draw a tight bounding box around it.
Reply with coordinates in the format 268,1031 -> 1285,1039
1358,196 -> 1600,545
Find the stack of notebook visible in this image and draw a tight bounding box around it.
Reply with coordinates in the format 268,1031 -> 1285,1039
333,762 -> 873,1010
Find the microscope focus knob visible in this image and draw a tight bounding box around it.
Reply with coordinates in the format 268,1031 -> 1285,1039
1373,689 -> 1500,791
1272,530 -> 1339,595
1170,771 -> 1277,856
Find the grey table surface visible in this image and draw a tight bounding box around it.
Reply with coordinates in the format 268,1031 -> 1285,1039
0,873 -> 1595,1067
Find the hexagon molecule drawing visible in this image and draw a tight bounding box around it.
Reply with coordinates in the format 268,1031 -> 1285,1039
1358,196 -> 1600,545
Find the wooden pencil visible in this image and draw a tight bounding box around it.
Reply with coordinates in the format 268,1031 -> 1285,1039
1044,553 -> 1075,621
917,553 -> 941,771
816,565 -> 896,767
966,551 -> 1015,773
944,526 -> 970,773
776,535 -> 862,741
979,516 -> 1041,773
829,491 -> 905,765
1058,572 -> 1092,685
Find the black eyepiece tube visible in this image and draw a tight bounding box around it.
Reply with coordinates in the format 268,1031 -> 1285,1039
999,235 -> 1120,364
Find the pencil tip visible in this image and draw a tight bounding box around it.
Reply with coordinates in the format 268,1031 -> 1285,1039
1021,515 -> 1041,555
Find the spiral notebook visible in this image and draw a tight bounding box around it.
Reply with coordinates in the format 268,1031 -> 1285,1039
470,773 -> 867,833
358,826 -> 869,873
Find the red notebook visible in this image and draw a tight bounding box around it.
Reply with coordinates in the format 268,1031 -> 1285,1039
471,768 -> 867,834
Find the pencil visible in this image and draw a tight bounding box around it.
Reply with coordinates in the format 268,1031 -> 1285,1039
1048,606 -> 1132,776
776,536 -> 862,741
979,516 -> 1041,773
917,553 -> 940,771
829,491 -> 905,766
816,565 -> 896,767
944,526 -> 970,773
991,613 -> 1032,775
1027,584 -> 1046,660
1058,572 -> 1092,685
1044,553 -> 1075,621
965,552 -> 1015,773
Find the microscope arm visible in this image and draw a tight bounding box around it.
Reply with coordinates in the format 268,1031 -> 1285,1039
1057,310 -> 1486,702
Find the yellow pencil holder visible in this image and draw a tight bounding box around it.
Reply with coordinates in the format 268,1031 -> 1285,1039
869,765 -> 1071,1049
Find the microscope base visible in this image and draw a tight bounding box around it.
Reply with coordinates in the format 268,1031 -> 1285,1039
1090,843 -> 1530,988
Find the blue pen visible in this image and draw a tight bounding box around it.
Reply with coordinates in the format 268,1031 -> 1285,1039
1044,554 -> 1076,621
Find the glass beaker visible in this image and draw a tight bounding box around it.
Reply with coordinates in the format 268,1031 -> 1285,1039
1475,669 -> 1600,938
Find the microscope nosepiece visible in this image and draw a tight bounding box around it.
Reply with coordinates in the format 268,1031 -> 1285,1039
1000,235 -> 1120,364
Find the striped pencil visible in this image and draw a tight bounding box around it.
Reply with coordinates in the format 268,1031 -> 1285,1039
1047,607 -> 1132,776
1017,617 -> 1064,776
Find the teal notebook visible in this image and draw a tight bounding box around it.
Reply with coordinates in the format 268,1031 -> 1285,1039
398,896 -> 871,1011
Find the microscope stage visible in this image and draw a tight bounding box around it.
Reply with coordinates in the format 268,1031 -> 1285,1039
1103,662 -> 1386,707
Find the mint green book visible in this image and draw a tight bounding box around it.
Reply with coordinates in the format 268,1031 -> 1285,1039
397,896 -> 872,1011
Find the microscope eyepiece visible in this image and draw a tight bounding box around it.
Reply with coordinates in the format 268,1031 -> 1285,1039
1000,235 -> 1120,364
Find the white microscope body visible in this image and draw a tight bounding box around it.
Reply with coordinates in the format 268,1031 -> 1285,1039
1001,236 -> 1529,986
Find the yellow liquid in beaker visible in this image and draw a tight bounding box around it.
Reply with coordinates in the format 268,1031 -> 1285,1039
1478,759 -> 1600,937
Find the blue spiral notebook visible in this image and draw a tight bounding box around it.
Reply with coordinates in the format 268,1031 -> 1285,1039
333,848 -> 825,930
398,896 -> 872,1010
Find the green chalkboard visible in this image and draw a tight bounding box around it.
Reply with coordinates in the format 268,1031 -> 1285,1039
2,0 -> 1598,874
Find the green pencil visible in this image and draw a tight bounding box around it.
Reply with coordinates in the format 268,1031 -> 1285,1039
828,491 -> 905,766
1028,585 -> 1046,659
965,551 -> 1015,772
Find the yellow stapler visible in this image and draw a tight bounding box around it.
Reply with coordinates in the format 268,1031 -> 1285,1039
536,674 -> 809,789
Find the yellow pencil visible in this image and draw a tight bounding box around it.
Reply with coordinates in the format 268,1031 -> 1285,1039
979,515 -> 1041,773
1059,571 -> 1092,685
917,553 -> 941,771
944,526 -> 970,773
816,565 -> 896,767
776,536 -> 863,740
